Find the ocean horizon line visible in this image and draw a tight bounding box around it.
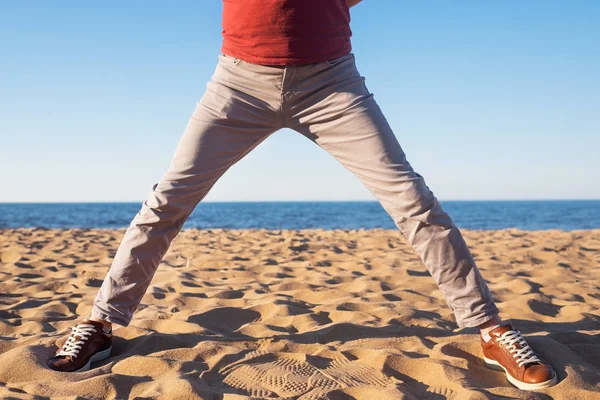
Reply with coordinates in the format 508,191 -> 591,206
1,199 -> 599,204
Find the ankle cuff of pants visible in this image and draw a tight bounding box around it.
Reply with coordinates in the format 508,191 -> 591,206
456,306 -> 500,328
90,308 -> 131,327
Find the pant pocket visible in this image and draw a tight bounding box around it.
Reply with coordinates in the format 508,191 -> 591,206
325,53 -> 354,66
219,53 -> 243,66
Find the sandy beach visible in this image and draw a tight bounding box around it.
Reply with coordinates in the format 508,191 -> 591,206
0,228 -> 599,399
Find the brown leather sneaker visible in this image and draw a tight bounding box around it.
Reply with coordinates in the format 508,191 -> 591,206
47,319 -> 112,372
481,323 -> 557,390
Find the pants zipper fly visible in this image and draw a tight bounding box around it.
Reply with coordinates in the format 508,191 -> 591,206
280,66 -> 294,126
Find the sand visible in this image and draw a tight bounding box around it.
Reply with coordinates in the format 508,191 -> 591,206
0,228 -> 599,399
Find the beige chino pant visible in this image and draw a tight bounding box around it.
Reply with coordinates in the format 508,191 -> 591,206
92,53 -> 499,328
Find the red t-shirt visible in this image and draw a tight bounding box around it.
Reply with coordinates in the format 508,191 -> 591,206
221,0 -> 352,65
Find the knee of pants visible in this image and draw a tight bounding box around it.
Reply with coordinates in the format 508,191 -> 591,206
132,180 -> 201,228
388,173 -> 436,212
382,176 -> 454,228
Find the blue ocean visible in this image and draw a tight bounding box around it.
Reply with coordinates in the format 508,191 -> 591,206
0,201 -> 598,230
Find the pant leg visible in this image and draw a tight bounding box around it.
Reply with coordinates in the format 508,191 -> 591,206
92,55 -> 281,326
288,54 -> 499,328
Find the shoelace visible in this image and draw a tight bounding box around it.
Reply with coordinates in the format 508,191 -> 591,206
494,329 -> 542,368
56,324 -> 98,358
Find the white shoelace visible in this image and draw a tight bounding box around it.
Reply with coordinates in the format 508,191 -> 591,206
494,329 -> 542,368
56,324 -> 98,359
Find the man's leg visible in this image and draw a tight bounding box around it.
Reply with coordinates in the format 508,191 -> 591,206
91,56 -> 280,327
289,54 -> 499,328
287,55 -> 556,391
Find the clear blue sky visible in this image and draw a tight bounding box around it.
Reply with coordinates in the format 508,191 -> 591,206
1,1 -> 599,202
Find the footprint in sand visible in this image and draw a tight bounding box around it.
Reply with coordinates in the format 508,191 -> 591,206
209,351 -> 394,399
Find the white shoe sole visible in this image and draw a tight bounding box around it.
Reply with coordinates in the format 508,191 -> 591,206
74,346 -> 112,372
483,356 -> 557,390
